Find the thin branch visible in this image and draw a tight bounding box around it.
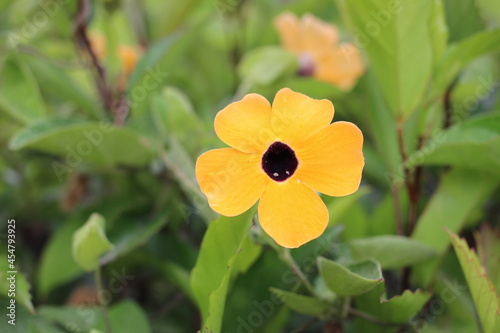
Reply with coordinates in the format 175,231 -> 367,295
391,185 -> 404,236
95,267 -> 113,333
74,0 -> 114,114
279,248 -> 319,298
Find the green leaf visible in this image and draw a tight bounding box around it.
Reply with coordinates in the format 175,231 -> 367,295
0,57 -> 47,123
95,300 -> 151,333
162,138 -> 216,222
443,0 -> 485,43
9,117 -> 155,169
476,0 -> 500,27
161,260 -> 196,303
355,284 -> 432,329
238,46 -> 298,85
269,288 -> 332,318
475,225 -> 500,292
37,306 -> 100,331
412,114 -> 500,174
412,168 -> 500,287
324,186 -> 370,226
379,289 -> 432,323
433,29 -> 500,96
447,230 -> 500,333
0,254 -> 34,313
340,0 -> 434,118
191,208 -> 257,332
72,213 -> 114,272
429,0 -> 448,66
100,209 -> 170,265
23,56 -> 103,119
349,236 -> 437,269
151,86 -> 204,149
37,219 -> 83,296
318,258 -> 383,297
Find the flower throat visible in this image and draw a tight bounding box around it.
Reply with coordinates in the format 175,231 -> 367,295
261,141 -> 298,182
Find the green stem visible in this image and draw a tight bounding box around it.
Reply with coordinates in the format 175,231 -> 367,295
279,248 -> 319,298
340,297 -> 351,318
95,267 -> 113,333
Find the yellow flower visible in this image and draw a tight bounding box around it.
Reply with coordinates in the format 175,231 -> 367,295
274,12 -> 365,91
195,88 -> 364,248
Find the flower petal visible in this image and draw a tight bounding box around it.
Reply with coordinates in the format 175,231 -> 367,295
300,13 -> 339,54
215,94 -> 274,153
271,88 -> 334,145
314,44 -> 365,90
274,12 -> 303,53
295,121 -> 364,197
258,178 -> 328,248
196,148 -> 268,216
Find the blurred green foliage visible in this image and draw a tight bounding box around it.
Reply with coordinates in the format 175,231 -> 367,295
0,0 -> 499,332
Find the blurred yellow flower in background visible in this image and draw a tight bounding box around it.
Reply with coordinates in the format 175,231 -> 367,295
274,12 -> 365,90
89,33 -> 142,76
196,88 -> 364,248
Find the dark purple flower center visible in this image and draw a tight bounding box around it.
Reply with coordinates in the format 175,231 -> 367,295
297,53 -> 315,77
261,141 -> 298,182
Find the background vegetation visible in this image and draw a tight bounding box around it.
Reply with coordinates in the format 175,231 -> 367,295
0,0 -> 499,332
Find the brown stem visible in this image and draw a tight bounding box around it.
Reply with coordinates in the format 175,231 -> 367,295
74,0 -> 114,114
408,136 -> 424,235
396,120 -> 421,236
443,82 -> 455,129
391,185 -> 404,236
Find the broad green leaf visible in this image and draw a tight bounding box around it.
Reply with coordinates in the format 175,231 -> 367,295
318,258 -> 383,297
37,219 -> 83,297
429,0 -> 448,66
161,260 -> 196,303
476,0 -> 500,27
433,29 -> 500,96
0,57 -> 47,123
379,289 -> 432,323
238,46 -> 298,85
354,284 -> 431,332
222,250 -> 289,332
340,0 -> 434,118
365,73 -> 401,179
475,225 -> 500,292
443,0 -> 484,43
151,86 -> 204,150
162,138 -> 216,222
9,117 -> 155,171
23,56 -> 103,119
412,114 -> 500,174
191,208 -> 257,332
146,0 -> 198,37
269,288 -> 332,318
126,31 -> 194,134
349,236 -> 437,269
95,300 -> 151,333
37,306 -> 100,331
72,213 -> 114,272
447,230 -> 500,333
100,209 -> 170,265
0,254 -> 34,313
128,32 -> 181,90
324,186 -> 370,226
412,168 -> 500,287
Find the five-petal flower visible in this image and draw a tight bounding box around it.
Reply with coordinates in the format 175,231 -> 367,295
196,88 -> 364,248
274,12 -> 365,91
